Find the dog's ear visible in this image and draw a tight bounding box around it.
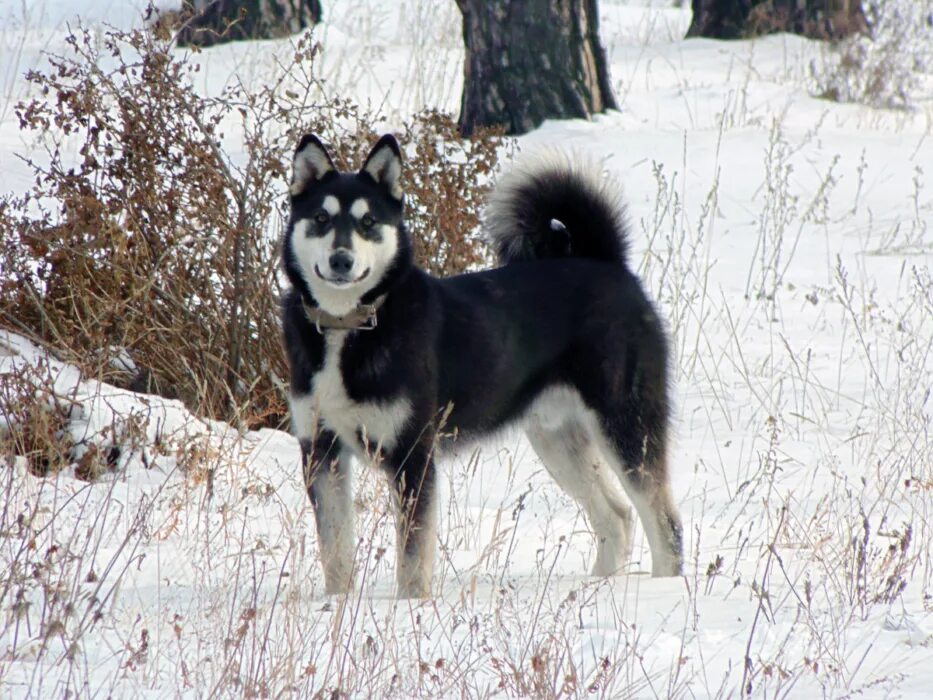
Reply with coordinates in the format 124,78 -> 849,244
361,134 -> 402,201
291,134 -> 336,196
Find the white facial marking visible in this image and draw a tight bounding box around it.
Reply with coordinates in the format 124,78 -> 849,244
376,223 -> 395,239
350,198 -> 370,219
290,215 -> 400,316
322,196 -> 341,217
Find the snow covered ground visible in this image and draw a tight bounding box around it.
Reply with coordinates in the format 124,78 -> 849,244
1,0 -> 931,697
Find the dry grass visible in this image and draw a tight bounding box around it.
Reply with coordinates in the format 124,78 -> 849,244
811,0 -> 933,110
0,24 -> 507,430
0,360 -> 74,477
1,4 -> 931,698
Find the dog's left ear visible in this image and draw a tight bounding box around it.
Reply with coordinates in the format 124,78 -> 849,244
361,134 -> 403,201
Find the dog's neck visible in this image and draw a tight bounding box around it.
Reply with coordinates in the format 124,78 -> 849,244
301,294 -> 386,333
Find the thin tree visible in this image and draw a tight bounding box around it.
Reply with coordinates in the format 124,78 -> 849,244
175,0 -> 322,48
456,0 -> 617,137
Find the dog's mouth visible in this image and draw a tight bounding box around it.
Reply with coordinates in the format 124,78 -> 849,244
314,264 -> 371,287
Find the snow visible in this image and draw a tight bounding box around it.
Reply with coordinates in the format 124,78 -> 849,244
1,0 -> 932,697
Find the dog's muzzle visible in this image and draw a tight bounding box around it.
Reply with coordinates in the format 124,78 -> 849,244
314,254 -> 370,286
329,250 -> 354,276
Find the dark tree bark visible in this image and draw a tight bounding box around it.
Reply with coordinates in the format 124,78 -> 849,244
176,0 -> 322,48
687,0 -> 867,41
456,0 -> 617,137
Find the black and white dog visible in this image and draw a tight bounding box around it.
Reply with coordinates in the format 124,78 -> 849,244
281,134 -> 683,598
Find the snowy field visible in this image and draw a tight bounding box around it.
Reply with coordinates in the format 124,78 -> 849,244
1,0 -> 932,697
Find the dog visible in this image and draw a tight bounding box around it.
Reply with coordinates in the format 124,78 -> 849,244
281,134 -> 683,598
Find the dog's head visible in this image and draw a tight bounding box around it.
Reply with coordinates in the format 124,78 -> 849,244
283,134 -> 408,316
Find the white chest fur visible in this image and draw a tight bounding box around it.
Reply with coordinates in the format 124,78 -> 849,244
291,330 -> 412,459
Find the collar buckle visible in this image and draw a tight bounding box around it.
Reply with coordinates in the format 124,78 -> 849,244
358,304 -> 378,331
302,297 -> 384,334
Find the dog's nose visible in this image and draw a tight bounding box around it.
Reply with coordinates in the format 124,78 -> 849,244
329,250 -> 354,275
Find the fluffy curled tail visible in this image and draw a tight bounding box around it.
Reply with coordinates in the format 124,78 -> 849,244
485,156 -> 630,266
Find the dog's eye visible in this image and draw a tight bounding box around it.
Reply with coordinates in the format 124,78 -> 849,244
315,211 -> 330,225
360,214 -> 375,229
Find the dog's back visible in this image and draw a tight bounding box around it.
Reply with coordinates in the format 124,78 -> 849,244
445,158 -> 683,580
282,136 -> 683,598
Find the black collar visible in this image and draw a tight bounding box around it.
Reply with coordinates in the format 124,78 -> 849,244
301,295 -> 386,333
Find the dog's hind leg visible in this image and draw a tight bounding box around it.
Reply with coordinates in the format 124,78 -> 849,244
301,429 -> 356,595
525,421 -> 635,576
592,412 -> 684,577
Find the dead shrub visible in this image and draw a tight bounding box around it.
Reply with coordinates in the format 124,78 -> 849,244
745,1 -> 868,40
403,109 -> 503,276
0,361 -> 74,476
1,24 -> 286,428
0,23 -> 506,429
811,0 -> 933,110
0,349 -> 148,480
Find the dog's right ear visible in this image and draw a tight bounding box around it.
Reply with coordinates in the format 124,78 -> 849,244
291,134 -> 336,196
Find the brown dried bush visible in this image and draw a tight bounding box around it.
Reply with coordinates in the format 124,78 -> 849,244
811,0 -> 933,110
0,361 -> 74,477
0,24 -> 506,429
403,109 -> 502,277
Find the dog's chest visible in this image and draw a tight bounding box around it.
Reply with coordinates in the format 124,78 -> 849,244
311,330 -> 411,454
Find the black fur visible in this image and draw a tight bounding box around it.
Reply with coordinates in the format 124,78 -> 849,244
282,136 -> 683,597
485,157 -> 630,265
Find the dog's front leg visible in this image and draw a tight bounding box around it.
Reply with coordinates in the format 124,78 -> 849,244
388,445 -> 438,599
302,430 -> 355,595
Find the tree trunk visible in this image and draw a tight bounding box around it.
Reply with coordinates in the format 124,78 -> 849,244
456,0 -> 617,137
176,0 -> 322,48
686,0 -> 867,40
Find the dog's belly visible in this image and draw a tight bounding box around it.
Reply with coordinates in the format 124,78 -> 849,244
312,330 -> 411,456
